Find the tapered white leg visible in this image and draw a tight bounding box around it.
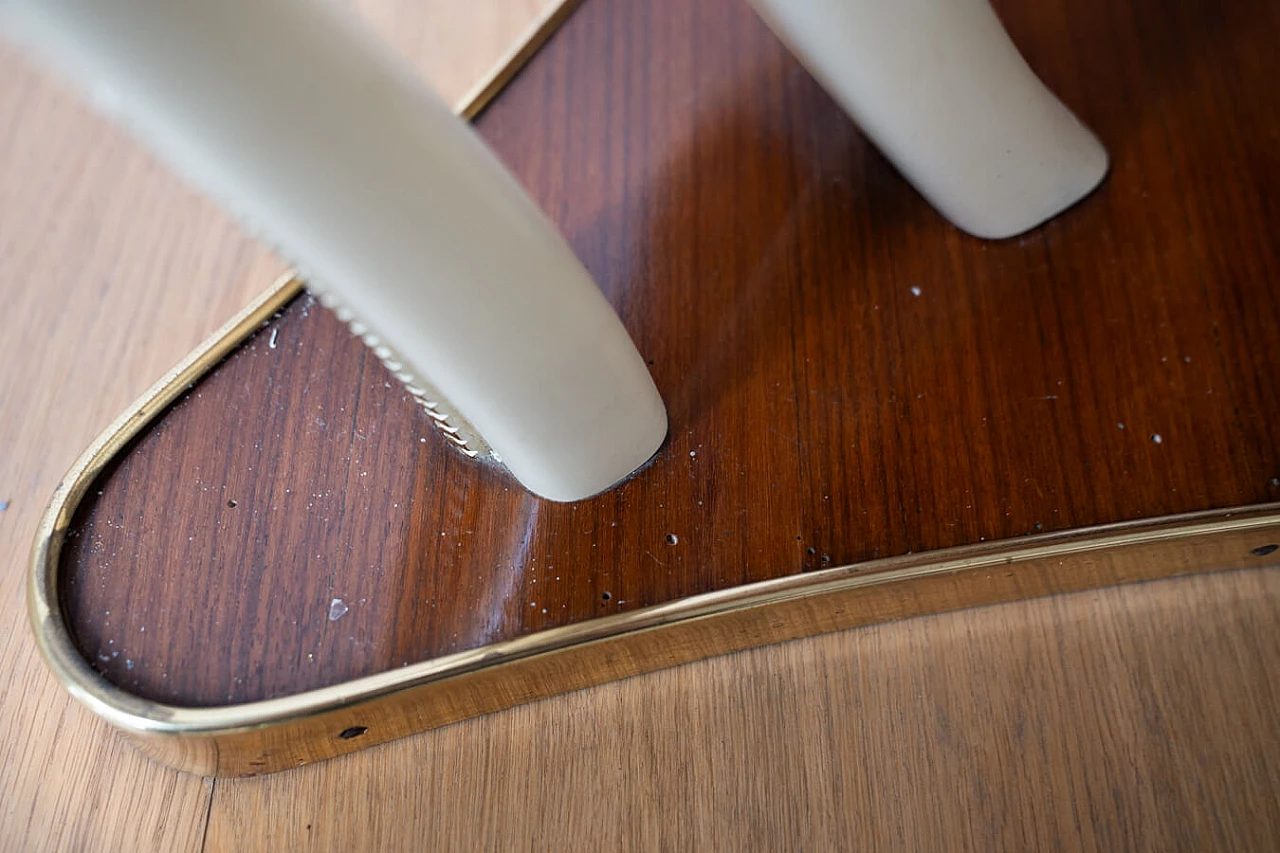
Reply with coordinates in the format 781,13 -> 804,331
751,0 -> 1108,238
2,0 -> 667,502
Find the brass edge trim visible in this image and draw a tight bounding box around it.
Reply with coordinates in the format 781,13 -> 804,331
454,0 -> 586,120
120,503 -> 1280,775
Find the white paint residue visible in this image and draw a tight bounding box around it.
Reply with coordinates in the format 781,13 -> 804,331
328,598 -> 349,621
910,286 -> 922,297
1151,433 -> 1163,444
268,328 -> 279,349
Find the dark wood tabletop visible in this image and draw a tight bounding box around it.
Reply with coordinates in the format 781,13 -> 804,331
58,0 -> 1280,708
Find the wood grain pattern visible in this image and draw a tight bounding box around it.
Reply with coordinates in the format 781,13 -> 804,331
2,0 -> 1278,850
56,0 -> 1280,708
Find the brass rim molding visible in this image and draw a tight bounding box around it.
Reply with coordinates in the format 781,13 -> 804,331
25,272 -> 1280,775
27,0 -> 1280,777
31,408 -> 1280,776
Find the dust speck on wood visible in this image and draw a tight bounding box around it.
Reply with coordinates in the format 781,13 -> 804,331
328,598 -> 349,621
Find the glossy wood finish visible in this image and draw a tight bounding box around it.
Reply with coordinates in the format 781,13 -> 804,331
60,0 -> 1280,707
